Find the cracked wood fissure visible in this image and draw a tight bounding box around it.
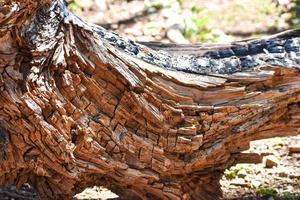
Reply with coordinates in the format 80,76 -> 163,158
1,0 -> 300,199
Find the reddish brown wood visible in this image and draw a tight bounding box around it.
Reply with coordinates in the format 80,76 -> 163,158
1,1 -> 300,199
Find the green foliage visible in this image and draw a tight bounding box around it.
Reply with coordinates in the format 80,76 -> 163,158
144,0 -> 173,11
224,165 -> 244,180
176,0 -> 184,8
182,6 -> 219,43
282,192 -> 300,200
67,1 -> 80,12
256,187 -> 300,199
288,1 -> 300,29
256,187 -> 278,198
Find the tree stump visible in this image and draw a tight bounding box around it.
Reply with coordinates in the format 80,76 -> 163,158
1,1 -> 300,199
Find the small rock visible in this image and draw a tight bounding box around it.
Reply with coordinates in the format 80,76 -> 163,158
290,173 -> 300,179
264,155 -> 279,168
278,0 -> 291,6
273,144 -> 283,150
288,146 -> 300,154
285,185 -> 294,192
230,178 -> 248,187
275,168 -> 290,178
237,169 -> 248,178
277,170 -> 288,178
228,185 -> 239,189
251,179 -> 261,188
166,24 -> 189,44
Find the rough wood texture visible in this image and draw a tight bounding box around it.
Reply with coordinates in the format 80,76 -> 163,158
1,0 -> 300,199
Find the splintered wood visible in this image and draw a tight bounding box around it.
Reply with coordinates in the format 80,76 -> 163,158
0,1 -> 300,200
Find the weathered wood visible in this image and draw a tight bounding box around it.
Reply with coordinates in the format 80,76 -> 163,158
1,1 -> 300,199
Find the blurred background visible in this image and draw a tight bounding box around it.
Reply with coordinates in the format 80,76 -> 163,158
67,0 -> 300,44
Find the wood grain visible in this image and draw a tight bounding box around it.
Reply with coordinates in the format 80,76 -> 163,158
0,1 -> 300,199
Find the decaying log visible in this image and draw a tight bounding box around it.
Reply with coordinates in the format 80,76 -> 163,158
1,0 -> 300,199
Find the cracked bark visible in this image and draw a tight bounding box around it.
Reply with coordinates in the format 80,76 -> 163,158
1,0 -> 300,199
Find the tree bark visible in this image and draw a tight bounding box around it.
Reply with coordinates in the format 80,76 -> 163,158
1,1 -> 300,199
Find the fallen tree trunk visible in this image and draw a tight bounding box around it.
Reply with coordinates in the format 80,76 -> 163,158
1,0 -> 300,199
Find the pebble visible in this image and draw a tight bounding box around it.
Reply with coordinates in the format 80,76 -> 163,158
230,178 -> 249,187
289,146 -> 300,154
237,169 -> 248,178
290,173 -> 300,179
277,171 -> 288,178
264,155 -> 279,168
250,180 -> 261,188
